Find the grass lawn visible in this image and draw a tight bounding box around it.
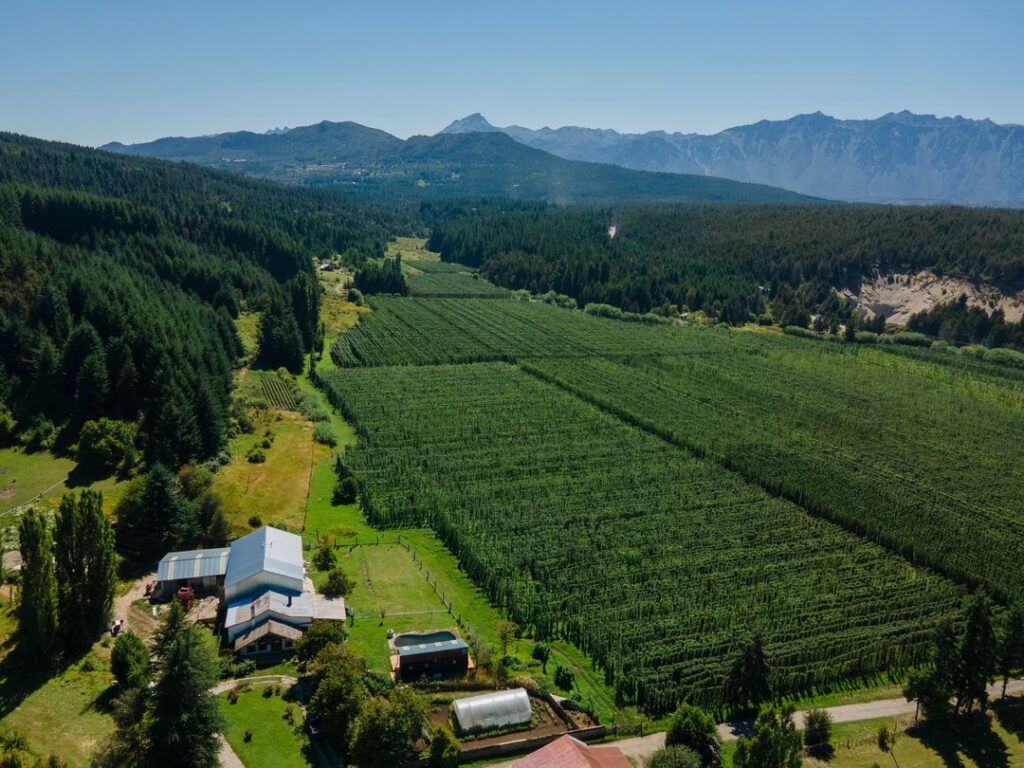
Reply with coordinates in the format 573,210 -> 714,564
385,236 -> 439,261
315,541 -> 453,673
212,409 -> 317,535
219,682 -> 310,768
0,446 -> 76,517
0,649 -> 116,767
320,293 -> 368,337
235,311 -> 261,361
816,710 -> 1024,768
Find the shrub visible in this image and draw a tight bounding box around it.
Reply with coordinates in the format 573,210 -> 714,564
22,419 -> 56,452
0,406 -> 16,445
248,515 -> 262,528
243,729 -> 253,743
228,690 -> 239,704
294,620 -> 348,667
298,393 -> 330,422
665,704 -> 720,766
233,659 -> 257,678
283,704 -> 295,724
247,448 -> 266,463
332,476 -> 359,505
782,325 -> 818,339
854,331 -> 880,344
804,708 -> 833,757
428,726 -> 460,768
646,746 -> 702,768
348,288 -> 364,306
111,631 -> 149,689
77,418 -> 137,471
554,665 -> 574,691
313,422 -> 336,446
322,567 -> 354,599
584,303 -> 624,320
314,547 -> 337,571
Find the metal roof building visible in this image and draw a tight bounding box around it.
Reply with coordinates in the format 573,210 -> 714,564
453,688 -> 532,733
224,589 -> 346,643
156,547 -> 230,591
224,526 -> 305,602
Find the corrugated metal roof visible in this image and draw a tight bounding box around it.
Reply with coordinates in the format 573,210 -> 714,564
453,688 -> 532,732
156,547 -> 230,582
398,638 -> 469,658
224,527 -> 304,588
224,589 -> 345,630
232,620 -> 304,651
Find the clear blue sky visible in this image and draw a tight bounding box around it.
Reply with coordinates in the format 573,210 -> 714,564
2,0 -> 1022,146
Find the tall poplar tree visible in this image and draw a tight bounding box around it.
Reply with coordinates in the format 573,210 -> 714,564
17,508 -> 58,668
55,490 -> 117,652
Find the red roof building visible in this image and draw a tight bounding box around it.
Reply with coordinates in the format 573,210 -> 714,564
511,735 -> 631,768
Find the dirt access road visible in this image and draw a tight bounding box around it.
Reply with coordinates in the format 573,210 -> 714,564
112,572 -> 160,641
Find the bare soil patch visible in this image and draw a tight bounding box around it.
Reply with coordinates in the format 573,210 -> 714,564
845,270 -> 1024,325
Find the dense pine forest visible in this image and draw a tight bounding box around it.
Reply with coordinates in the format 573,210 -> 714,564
426,203 -> 1024,337
0,133 -> 393,466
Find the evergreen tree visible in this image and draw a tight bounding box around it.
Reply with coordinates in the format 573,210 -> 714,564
74,350 -> 110,421
117,464 -> 196,560
256,298 -> 305,373
17,508 -> 59,668
54,490 -> 117,653
147,602 -> 224,768
999,606 -> 1024,697
726,636 -> 772,711
957,593 -> 997,713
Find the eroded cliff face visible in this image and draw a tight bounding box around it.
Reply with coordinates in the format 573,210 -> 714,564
843,270 -> 1024,325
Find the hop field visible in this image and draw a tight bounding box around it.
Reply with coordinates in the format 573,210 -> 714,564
330,297 -> 705,367
405,269 -> 511,297
322,362 -> 965,711
524,344 -> 1024,602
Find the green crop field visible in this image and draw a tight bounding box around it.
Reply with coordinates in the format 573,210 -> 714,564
322,362 -> 965,712
523,341 -> 1024,601
406,269 -> 511,298
330,297 -> 700,367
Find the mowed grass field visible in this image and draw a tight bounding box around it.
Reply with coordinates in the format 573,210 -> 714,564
0,447 -> 75,517
386,235 -> 440,261
219,683 -> 310,768
0,602 -> 115,767
212,408 -> 318,535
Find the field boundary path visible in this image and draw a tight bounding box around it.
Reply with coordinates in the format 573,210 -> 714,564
489,679 -> 1024,766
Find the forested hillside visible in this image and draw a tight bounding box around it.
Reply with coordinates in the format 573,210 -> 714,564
104,122 -> 814,204
0,133 -> 391,466
427,203 -> 1024,331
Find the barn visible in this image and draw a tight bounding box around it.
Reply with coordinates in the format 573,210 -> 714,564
155,526 -> 345,658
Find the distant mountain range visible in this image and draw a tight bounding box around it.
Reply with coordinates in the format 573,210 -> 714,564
101,122 -> 812,204
441,111 -> 1024,206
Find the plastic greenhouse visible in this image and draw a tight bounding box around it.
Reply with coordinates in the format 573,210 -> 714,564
452,688 -> 532,733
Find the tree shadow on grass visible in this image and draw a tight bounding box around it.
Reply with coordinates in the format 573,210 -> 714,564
65,462 -> 115,490
911,712 -> 1010,768
993,695 -> 1024,742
